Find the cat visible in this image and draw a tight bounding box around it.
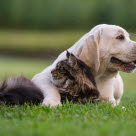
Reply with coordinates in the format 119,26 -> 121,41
0,51 -> 99,105
51,51 -> 99,104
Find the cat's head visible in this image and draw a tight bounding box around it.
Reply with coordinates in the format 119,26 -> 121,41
66,51 -> 88,70
66,51 -> 96,90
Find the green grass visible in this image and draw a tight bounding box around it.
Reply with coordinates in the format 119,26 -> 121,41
0,57 -> 136,136
0,95 -> 136,136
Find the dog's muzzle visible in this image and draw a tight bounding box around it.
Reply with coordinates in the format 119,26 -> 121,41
111,57 -> 136,72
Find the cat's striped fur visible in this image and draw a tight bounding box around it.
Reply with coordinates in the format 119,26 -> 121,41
51,51 -> 99,104
0,51 -> 99,105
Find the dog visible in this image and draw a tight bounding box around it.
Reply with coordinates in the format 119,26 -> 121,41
32,24 -> 136,107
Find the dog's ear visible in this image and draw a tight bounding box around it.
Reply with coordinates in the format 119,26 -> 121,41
77,31 -> 101,72
68,53 -> 77,67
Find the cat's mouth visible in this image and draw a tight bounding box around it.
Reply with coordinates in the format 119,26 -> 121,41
110,57 -> 136,72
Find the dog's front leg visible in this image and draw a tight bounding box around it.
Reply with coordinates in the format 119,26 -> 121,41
96,77 -> 117,107
42,84 -> 61,107
32,72 -> 61,107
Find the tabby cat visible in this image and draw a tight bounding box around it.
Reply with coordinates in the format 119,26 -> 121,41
51,51 -> 99,104
0,51 -> 99,105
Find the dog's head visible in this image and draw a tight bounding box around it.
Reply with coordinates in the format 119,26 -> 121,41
77,24 -> 136,74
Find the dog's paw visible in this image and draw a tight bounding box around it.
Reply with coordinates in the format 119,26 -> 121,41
109,99 -> 117,107
42,98 -> 62,107
98,97 -> 117,107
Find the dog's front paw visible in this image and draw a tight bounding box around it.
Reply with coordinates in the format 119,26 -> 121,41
42,98 -> 62,107
98,97 -> 117,107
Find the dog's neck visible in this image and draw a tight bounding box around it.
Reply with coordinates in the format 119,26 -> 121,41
95,69 -> 119,81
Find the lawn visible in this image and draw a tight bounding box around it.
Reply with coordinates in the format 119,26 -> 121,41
0,57 -> 136,136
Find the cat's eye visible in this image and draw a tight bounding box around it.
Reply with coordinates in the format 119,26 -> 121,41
116,35 -> 125,40
56,65 -> 60,68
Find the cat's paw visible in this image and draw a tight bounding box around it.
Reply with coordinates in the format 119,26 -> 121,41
42,98 -> 62,107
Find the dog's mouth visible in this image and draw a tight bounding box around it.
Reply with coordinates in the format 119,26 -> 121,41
111,57 -> 136,72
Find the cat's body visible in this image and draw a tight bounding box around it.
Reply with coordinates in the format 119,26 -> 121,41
0,51 -> 99,105
51,51 -> 99,104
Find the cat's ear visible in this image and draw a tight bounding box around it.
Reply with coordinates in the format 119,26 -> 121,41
68,53 -> 77,67
66,50 -> 70,59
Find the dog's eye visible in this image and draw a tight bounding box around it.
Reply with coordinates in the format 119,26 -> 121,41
116,35 -> 125,40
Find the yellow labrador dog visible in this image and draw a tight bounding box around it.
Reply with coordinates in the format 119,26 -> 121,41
32,24 -> 136,107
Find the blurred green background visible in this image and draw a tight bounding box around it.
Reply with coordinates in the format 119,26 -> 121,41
0,0 -> 136,30
0,0 -> 136,91
0,0 -> 136,56
0,1 -> 136,136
